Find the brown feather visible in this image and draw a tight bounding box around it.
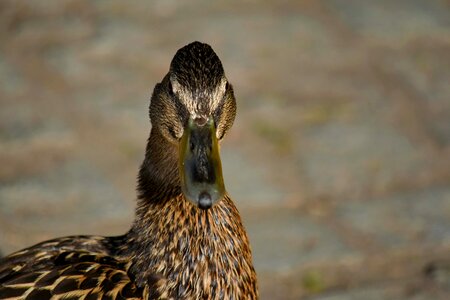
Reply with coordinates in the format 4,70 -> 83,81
0,41 -> 258,300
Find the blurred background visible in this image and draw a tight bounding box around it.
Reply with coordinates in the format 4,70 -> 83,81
0,0 -> 449,299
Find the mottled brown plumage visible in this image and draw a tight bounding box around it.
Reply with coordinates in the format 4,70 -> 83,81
0,42 -> 258,299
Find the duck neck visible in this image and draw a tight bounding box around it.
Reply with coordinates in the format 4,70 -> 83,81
126,195 -> 257,298
137,127 -> 181,203
126,128 -> 257,297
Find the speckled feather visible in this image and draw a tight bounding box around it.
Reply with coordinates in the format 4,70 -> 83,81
0,42 -> 258,299
0,237 -> 153,299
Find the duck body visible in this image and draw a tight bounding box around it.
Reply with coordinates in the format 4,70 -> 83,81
0,196 -> 256,299
0,42 -> 258,299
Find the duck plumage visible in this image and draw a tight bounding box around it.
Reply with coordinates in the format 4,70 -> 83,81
0,42 -> 258,299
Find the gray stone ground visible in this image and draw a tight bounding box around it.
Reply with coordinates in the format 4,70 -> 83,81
0,0 -> 449,299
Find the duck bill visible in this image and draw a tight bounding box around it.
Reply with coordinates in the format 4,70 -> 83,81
179,117 -> 225,209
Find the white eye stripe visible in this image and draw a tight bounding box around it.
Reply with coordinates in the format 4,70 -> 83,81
170,77 -> 227,117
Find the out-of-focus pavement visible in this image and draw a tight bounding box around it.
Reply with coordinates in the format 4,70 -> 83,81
0,1 -> 449,299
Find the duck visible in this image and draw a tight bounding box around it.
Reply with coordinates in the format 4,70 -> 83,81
0,41 -> 258,300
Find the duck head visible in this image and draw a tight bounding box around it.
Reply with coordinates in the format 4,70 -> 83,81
148,42 -> 236,210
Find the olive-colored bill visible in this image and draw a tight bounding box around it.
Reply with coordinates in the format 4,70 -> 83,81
179,117 -> 225,209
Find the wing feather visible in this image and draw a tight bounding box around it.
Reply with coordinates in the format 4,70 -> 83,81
0,237 -> 149,300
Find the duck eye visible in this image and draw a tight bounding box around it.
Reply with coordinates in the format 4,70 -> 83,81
168,127 -> 180,140
168,80 -> 175,97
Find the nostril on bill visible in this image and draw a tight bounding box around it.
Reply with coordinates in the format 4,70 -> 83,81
198,191 -> 212,209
